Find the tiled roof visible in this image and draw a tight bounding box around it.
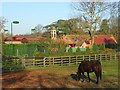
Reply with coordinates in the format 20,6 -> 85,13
36,36 -> 43,39
4,35 -> 44,42
94,35 -> 117,44
26,38 -> 39,41
15,37 -> 23,41
60,34 -> 117,45
60,35 -> 88,45
13,35 -> 24,38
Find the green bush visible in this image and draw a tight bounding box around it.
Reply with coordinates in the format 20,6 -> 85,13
65,46 -> 70,52
92,44 -> 99,52
80,48 -> 86,52
76,47 -> 80,53
72,48 -> 77,53
2,56 -> 25,72
99,44 -> 105,50
99,48 -> 116,54
105,44 -> 118,49
68,47 -> 72,53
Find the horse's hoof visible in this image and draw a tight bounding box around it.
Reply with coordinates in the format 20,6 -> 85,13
87,80 -> 90,82
96,82 -> 99,84
81,80 -> 84,82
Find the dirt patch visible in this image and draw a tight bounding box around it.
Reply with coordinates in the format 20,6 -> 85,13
2,65 -> 119,88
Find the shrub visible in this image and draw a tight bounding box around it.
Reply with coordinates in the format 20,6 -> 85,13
86,47 -> 90,51
65,46 -> 70,52
99,44 -> 105,50
92,44 -> 99,52
2,56 -> 25,72
72,47 -> 77,53
76,47 -> 80,53
80,48 -> 86,52
105,44 -> 117,49
68,47 -> 72,53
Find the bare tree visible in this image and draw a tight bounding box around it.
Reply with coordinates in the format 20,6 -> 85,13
0,17 -> 6,31
72,1 -> 116,47
0,17 -> 6,54
34,24 -> 43,33
109,2 -> 118,36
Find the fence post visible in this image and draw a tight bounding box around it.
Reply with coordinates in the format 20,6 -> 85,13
22,56 -> 25,67
53,57 -> 54,65
69,56 -> 70,66
103,54 -> 105,60
61,57 -> 63,66
95,54 -> 96,60
43,57 -> 46,67
33,56 -> 35,66
110,54 -> 112,60
106,54 -> 108,60
76,56 -> 78,64
49,57 -> 51,66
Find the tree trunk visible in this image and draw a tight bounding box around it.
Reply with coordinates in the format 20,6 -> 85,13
91,36 -> 94,48
89,33 -> 94,49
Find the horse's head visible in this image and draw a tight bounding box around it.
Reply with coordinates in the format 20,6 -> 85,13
76,70 -> 82,81
76,69 -> 81,76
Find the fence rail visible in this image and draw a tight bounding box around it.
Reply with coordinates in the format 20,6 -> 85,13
8,53 -> 120,67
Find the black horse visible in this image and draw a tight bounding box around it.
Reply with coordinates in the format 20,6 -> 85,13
77,60 -> 102,84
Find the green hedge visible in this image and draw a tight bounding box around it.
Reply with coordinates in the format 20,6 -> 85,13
105,44 -> 119,49
3,40 -> 118,57
3,40 -> 67,56
3,43 -> 37,56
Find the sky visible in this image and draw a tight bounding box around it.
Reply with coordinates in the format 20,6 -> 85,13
1,2 -> 73,35
1,0 -> 119,35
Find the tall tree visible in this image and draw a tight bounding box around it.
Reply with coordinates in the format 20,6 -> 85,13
44,18 -> 85,35
72,1 -> 116,47
100,19 -> 109,34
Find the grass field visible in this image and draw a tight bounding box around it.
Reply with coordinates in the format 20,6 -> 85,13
2,60 -> 119,88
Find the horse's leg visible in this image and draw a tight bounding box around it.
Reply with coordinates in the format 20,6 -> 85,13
81,72 -> 84,82
77,75 -> 80,81
95,72 -> 99,84
87,72 -> 90,82
100,70 -> 102,80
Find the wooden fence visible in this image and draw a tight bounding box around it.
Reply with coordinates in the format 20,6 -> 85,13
9,53 -> 120,67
